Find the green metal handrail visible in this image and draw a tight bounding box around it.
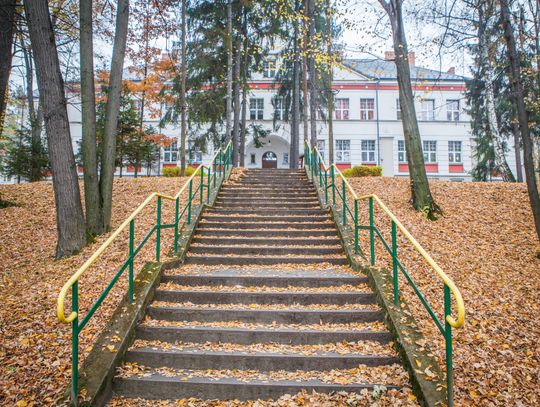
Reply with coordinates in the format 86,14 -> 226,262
304,141 -> 465,407
57,142 -> 233,405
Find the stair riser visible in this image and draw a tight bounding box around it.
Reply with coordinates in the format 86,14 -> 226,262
136,326 -> 392,345
217,197 -> 318,203
221,188 -> 315,193
154,290 -> 375,305
161,274 -> 366,287
185,257 -> 348,265
198,223 -> 332,230
195,230 -> 338,237
219,193 -> 318,198
188,246 -> 342,255
214,203 -> 321,209
201,216 -> 328,223
190,237 -> 341,247
147,307 -> 383,324
208,209 -> 326,216
114,378 -> 398,401
124,350 -> 399,371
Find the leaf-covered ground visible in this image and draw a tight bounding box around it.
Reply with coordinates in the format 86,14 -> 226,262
0,175 -> 539,406
348,177 -> 540,406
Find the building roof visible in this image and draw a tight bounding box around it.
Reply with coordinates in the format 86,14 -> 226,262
342,59 -> 465,82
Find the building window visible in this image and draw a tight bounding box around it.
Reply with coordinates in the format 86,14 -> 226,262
398,140 -> 407,162
249,98 -> 264,120
361,140 -> 376,163
419,99 -> 435,121
263,60 -> 276,78
423,140 -> 437,163
273,97 -> 286,121
163,142 -> 178,162
447,100 -> 460,121
283,153 -> 289,164
335,98 -> 349,120
250,153 -> 256,164
335,140 -> 351,163
360,98 -> 375,121
396,98 -> 402,120
448,141 -> 462,163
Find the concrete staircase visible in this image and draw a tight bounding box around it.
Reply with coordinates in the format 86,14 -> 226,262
111,169 -> 409,402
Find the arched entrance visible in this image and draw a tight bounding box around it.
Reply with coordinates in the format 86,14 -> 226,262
262,151 -> 278,169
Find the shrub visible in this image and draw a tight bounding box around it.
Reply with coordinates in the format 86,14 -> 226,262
162,166 -> 197,177
342,165 -> 382,178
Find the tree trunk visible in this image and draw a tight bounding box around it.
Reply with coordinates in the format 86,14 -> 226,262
302,0 -> 309,144
225,0 -> 233,142
0,0 -> 15,134
500,0 -> 540,244
512,121 -> 523,182
477,2 -> 515,182
100,0 -> 129,231
80,0 -> 103,235
21,33 -> 43,182
326,0 -> 334,165
180,0 -> 187,176
231,6 -> 242,167
379,0 -> 441,218
24,0 -> 86,257
239,11 -> 248,167
307,0 -> 317,148
290,1 -> 301,169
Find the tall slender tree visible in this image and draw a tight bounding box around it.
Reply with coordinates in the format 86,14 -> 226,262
80,0 -> 103,235
225,0 -> 233,145
101,0 -> 130,231
378,0 -> 441,218
180,0 -> 187,175
307,0 -> 317,148
500,0 -> 540,244
0,0 -> 16,133
326,0 -> 334,165
24,0 -> 86,257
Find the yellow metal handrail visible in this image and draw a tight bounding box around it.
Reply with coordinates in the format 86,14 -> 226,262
57,141 -> 232,324
357,193 -> 465,328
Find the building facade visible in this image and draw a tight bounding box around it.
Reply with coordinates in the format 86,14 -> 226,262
12,54 -> 520,184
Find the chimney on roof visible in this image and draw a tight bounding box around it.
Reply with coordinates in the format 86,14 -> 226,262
384,50 -> 415,66
447,67 -> 456,75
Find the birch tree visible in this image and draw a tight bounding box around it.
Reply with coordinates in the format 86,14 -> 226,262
0,0 -> 16,133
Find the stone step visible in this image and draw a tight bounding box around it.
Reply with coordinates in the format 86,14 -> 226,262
221,187 -> 315,192
195,229 -> 339,237
217,197 -> 318,203
185,255 -> 348,265
147,306 -> 383,324
160,272 -> 365,287
213,202 -> 321,209
135,325 -> 392,345
191,236 -> 341,246
201,215 -> 328,223
208,208 -> 326,215
197,222 -> 333,230
153,290 -> 374,305
114,374 -> 400,401
188,245 -> 342,256
124,347 -> 399,371
220,190 -> 317,196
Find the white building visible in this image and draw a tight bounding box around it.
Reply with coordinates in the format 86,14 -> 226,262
62,52 -> 521,181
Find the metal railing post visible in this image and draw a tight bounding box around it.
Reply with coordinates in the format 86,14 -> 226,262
173,197 -> 179,255
324,170 -> 329,204
128,219 -> 134,301
156,196 -> 162,262
331,166 -> 336,205
444,285 -> 454,407
71,283 -> 79,406
187,179 -> 193,224
342,179 -> 347,225
391,220 -> 399,305
354,199 -> 359,254
207,165 -> 211,203
200,168 -> 204,204
369,197 -> 375,265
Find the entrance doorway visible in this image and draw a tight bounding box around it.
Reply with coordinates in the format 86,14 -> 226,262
262,151 -> 278,168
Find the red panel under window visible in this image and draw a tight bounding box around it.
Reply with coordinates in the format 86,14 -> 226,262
163,163 -> 177,168
77,165 -> 84,173
336,163 -> 352,171
449,164 -> 464,173
425,163 -> 439,173
362,163 -> 376,166
398,163 -> 409,172
127,165 -> 143,172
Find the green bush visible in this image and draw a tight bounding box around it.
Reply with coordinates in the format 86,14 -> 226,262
342,165 -> 382,178
162,166 -> 197,177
